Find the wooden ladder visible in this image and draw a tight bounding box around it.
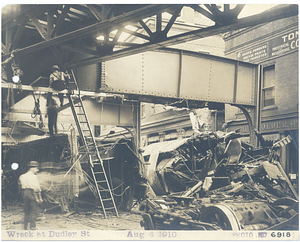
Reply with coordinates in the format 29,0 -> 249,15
67,69 -> 119,218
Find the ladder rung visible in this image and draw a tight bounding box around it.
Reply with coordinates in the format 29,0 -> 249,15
69,71 -> 118,218
102,157 -> 114,160
105,207 -> 116,210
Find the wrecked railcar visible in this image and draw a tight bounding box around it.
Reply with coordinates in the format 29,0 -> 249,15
142,132 -> 226,196
140,131 -> 298,230
2,133 -> 140,213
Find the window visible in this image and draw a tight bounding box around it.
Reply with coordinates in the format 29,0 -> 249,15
262,65 -> 275,107
94,125 -> 101,137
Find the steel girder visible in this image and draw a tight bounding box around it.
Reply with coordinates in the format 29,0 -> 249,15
65,4 -> 299,67
1,3 -> 298,95
2,4 -> 298,70
4,4 -> 175,55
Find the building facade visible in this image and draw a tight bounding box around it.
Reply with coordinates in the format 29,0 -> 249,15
223,12 -> 298,178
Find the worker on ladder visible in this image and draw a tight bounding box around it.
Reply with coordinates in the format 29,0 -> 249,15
47,65 -> 69,107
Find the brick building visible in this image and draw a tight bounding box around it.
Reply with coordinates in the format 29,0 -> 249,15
223,7 -> 298,178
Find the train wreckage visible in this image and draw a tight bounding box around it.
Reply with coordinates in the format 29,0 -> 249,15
2,128 -> 298,230
139,130 -> 299,231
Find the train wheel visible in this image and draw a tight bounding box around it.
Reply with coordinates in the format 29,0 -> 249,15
200,204 -> 241,230
142,213 -> 154,230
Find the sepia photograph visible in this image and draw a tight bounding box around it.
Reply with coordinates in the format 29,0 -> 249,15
1,3 -> 299,240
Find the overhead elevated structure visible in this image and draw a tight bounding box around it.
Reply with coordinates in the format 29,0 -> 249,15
99,48 -> 258,106
2,4 -> 298,85
2,4 -> 298,144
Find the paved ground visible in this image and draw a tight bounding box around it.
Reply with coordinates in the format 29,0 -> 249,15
1,204 -> 143,231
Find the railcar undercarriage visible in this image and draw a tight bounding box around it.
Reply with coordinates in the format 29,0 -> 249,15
139,131 -> 298,230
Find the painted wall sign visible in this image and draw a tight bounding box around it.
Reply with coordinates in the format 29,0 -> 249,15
236,44 -> 268,62
270,30 -> 299,57
236,30 -> 298,62
228,117 -> 298,134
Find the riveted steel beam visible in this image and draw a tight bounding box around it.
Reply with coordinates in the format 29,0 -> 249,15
85,4 -> 102,21
51,5 -> 71,38
60,44 -> 100,56
12,4 -> 174,55
66,4 -> 298,67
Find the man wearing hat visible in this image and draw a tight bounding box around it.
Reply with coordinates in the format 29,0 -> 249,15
19,161 -> 43,230
48,65 -> 69,107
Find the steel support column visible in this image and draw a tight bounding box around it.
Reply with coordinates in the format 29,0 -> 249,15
255,65 -> 263,147
231,104 -> 256,146
133,101 -> 141,152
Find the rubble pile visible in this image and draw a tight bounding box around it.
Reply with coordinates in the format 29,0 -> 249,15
140,131 -> 298,230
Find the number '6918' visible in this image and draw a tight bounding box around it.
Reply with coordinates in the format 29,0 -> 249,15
271,232 -> 291,238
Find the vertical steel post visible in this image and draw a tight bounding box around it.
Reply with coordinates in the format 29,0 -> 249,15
177,50 -> 183,98
255,65 -> 263,148
233,61 -> 239,103
133,101 -> 141,149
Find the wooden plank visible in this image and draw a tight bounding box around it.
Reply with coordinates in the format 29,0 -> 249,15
1,82 -> 100,97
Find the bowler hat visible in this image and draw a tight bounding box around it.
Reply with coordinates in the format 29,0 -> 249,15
51,65 -> 60,71
28,161 -> 39,167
